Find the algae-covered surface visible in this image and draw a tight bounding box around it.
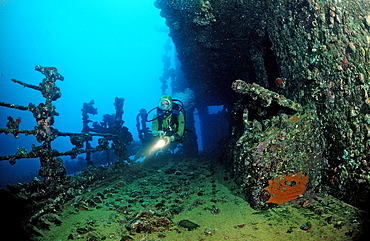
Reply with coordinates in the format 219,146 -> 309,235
42,158 -> 364,241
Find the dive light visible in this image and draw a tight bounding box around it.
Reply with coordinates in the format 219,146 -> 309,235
155,138 -> 167,148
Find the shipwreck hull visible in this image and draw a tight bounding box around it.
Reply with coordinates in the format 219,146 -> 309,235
155,0 -> 370,209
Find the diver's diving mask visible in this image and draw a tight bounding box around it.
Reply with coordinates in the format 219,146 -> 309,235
159,99 -> 172,111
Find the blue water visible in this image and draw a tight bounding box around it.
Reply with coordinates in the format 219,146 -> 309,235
0,0 -> 174,186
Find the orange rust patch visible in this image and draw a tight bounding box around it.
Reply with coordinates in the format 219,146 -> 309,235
288,115 -> 299,122
264,172 -> 309,204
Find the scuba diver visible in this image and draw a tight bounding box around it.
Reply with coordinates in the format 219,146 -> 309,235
149,95 -> 185,149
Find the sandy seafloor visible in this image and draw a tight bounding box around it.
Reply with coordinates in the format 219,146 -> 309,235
41,157 -> 365,241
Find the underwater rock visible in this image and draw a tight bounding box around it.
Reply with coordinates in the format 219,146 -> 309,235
120,235 -> 133,241
204,227 -> 215,235
178,219 -> 200,231
300,222 -> 312,231
125,209 -> 172,233
117,181 -> 126,188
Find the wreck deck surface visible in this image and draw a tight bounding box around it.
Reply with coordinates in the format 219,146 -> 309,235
42,158 -> 363,241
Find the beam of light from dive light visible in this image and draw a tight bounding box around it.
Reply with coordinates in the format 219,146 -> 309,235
155,138 -> 167,148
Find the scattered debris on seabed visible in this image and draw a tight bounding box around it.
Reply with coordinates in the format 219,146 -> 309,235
38,157 -> 366,241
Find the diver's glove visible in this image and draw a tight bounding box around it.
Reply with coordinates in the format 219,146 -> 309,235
163,135 -> 175,144
152,130 -> 165,137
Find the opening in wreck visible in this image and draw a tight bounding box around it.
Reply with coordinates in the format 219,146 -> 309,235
263,36 -> 281,89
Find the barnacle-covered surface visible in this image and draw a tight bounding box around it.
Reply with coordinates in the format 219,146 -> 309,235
228,79 -> 325,209
155,0 -> 370,212
232,94 -> 327,209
